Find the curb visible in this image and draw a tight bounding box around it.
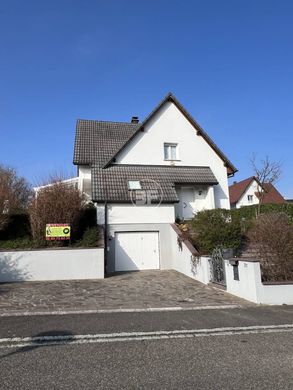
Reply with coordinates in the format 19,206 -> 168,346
0,304 -> 242,317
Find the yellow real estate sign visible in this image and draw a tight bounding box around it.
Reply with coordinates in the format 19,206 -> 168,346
46,224 -> 71,240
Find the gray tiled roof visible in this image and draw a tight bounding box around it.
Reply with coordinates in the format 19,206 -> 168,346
91,165 -> 218,203
73,120 -> 139,167
73,94 -> 237,175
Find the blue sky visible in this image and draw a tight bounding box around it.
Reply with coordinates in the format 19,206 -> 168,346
0,0 -> 292,196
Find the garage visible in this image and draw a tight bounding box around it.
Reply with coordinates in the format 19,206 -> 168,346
115,232 -> 160,271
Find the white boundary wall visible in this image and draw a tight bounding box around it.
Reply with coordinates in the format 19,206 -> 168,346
225,260 -> 293,305
169,225 -> 210,284
0,248 -> 104,282
169,225 -> 293,305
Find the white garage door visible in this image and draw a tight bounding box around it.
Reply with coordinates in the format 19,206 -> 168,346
115,232 -> 160,271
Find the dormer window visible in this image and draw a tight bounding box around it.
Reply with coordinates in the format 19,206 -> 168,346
128,180 -> 141,190
164,143 -> 178,160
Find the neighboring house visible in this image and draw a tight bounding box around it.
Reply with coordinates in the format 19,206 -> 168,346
34,177 -> 79,194
229,176 -> 285,209
73,92 -> 237,272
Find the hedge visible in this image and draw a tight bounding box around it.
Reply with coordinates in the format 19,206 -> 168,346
230,203 -> 293,221
0,213 -> 31,241
188,203 -> 293,254
189,209 -> 243,254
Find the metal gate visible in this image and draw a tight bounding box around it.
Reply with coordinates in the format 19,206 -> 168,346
209,247 -> 226,286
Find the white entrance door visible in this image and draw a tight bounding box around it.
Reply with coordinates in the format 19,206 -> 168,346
115,232 -> 160,271
181,187 -> 195,219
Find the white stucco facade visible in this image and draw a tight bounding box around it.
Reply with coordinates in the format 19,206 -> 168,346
115,101 -> 230,210
78,100 -> 233,221
107,204 -> 175,225
175,185 -> 215,219
95,204 -> 175,225
78,165 -> 91,194
75,97 -> 235,274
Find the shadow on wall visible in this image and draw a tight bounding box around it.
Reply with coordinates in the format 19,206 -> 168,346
0,254 -> 30,285
108,239 -> 141,274
110,236 -> 161,273
214,185 -> 229,208
0,330 -> 75,359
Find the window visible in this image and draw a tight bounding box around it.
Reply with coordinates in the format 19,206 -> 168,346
247,195 -> 253,202
128,180 -> 141,190
164,143 -> 178,160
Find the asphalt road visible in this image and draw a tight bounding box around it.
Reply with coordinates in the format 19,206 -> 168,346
1,305 -> 293,338
0,306 -> 293,389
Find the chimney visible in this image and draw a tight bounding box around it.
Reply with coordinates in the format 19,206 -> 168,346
131,116 -> 139,124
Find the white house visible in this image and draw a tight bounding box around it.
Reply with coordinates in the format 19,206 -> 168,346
229,176 -> 285,208
229,177 -> 260,208
74,93 -> 237,273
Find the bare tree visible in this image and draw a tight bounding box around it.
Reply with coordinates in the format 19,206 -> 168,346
0,164 -> 32,231
251,155 -> 282,215
248,213 -> 293,281
29,173 -> 85,242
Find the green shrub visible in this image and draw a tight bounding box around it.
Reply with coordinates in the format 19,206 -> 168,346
73,226 -> 102,248
0,237 -> 37,250
231,203 -> 293,222
190,209 -> 242,254
72,204 -> 97,242
0,213 -> 31,241
188,204 -> 293,257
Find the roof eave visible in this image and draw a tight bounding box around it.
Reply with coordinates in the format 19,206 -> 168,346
92,199 -> 177,204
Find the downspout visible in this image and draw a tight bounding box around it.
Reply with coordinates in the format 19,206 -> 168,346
104,200 -> 108,275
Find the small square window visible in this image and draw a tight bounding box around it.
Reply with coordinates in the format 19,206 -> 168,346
164,143 -> 178,160
128,180 -> 141,190
247,195 -> 253,202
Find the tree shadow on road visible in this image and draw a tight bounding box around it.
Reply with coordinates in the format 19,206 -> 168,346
0,330 -> 75,359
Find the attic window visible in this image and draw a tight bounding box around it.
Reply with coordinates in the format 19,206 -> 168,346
128,181 -> 141,190
247,195 -> 253,202
164,143 -> 178,160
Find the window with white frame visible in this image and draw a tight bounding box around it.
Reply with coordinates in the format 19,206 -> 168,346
247,195 -> 253,202
164,143 -> 178,160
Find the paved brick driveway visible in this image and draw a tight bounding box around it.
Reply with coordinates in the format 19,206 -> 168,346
0,270 -> 249,315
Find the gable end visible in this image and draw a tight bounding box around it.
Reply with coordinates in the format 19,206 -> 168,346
104,93 -> 237,176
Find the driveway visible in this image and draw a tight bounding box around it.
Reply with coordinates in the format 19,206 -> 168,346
0,270 -> 249,315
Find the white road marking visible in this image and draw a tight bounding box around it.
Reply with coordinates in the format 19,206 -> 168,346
0,324 -> 292,349
0,305 -> 242,317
